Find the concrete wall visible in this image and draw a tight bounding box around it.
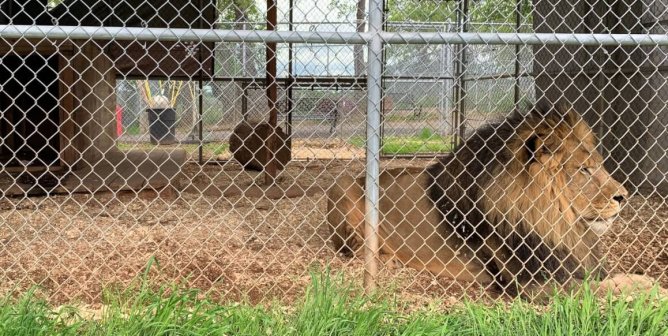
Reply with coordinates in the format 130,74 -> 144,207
534,0 -> 668,195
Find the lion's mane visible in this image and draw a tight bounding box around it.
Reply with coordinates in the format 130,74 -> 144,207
427,102 -> 606,292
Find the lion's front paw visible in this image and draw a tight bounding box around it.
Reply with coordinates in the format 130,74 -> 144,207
379,253 -> 404,270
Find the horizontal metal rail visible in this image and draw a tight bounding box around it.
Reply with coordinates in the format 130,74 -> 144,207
3,25 -> 668,46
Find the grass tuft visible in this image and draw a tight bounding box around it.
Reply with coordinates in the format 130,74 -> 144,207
0,270 -> 667,336
350,127 -> 453,155
117,141 -> 229,160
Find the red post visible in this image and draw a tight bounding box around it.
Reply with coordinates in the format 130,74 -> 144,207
115,105 -> 123,137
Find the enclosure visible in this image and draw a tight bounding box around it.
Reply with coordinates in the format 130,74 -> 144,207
0,0 -> 667,308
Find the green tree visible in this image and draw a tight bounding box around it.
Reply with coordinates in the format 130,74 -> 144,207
386,0 -> 456,23
331,0 -> 532,28
213,0 -> 265,77
217,0 -> 262,27
469,0 -> 533,31
332,0 -> 533,77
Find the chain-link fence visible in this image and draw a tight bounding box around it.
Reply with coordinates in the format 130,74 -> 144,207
0,0 -> 667,305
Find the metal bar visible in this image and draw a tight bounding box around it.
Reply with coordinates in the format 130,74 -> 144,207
364,0 -> 383,293
287,0 -> 295,138
124,73 -> 538,83
533,65 -> 668,77
385,75 -> 456,81
439,23 -> 449,137
186,76 -> 366,86
218,20 -> 531,27
286,77 -> 294,136
0,25 -> 365,43
381,32 -> 668,45
241,83 -> 249,121
463,72 -> 533,81
513,0 -> 522,109
198,74 -> 204,163
4,25 -> 668,46
453,0 -> 469,148
379,0 -> 388,161
197,0 -> 204,164
381,153 -> 451,159
265,0 -> 279,184
459,0 -> 469,143
203,78 -> 366,91
451,7 -> 461,149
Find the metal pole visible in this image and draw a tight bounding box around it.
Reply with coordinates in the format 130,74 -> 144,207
452,1 -> 466,147
265,0 -> 278,184
364,0 -> 383,293
2,25 -> 668,46
198,62 -> 204,163
440,23 -> 449,137
513,0 -> 522,110
242,82 -> 249,121
452,4 -> 459,148
455,0 -> 469,144
197,0 -> 204,164
379,0 -> 388,155
287,0 -> 294,138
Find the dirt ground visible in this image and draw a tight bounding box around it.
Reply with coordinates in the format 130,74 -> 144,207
0,156 -> 667,308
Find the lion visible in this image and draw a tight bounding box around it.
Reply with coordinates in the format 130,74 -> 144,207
327,102 -> 653,298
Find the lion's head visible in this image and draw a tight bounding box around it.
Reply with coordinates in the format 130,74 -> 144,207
428,102 -> 628,291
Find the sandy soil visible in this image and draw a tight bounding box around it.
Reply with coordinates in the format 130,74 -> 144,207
0,155 -> 666,308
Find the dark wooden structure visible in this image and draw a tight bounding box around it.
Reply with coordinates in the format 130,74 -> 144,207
0,0 -> 216,195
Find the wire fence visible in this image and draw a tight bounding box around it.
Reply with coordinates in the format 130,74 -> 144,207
0,0 -> 667,305
117,21 -> 535,159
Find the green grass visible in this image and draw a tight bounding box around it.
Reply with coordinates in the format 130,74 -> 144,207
124,123 -> 142,136
1,271 -> 667,336
350,127 -> 453,155
117,142 -> 230,160
384,111 -> 436,122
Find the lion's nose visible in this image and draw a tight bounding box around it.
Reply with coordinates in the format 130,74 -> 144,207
613,195 -> 625,203
613,185 -> 628,204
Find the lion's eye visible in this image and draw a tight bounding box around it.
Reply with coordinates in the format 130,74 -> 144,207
580,166 -> 592,176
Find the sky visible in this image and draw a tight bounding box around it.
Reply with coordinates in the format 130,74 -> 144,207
253,0 -> 361,77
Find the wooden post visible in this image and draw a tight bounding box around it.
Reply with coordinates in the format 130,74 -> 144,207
58,45 -> 77,169
265,0 -> 278,184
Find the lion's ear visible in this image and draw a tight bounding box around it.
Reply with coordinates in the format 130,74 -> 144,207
524,134 -> 551,163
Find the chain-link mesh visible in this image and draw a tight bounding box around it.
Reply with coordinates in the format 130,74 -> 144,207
0,0 -> 666,305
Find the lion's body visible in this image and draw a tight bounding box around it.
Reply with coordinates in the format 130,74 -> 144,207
327,168 -> 491,283
327,103 -> 629,296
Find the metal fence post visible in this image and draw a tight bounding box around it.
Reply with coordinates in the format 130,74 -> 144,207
364,0 -> 384,292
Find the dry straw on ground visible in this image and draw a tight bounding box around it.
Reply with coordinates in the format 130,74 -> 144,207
0,155 -> 666,308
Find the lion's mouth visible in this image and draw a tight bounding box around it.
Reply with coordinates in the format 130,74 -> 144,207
584,217 -> 615,235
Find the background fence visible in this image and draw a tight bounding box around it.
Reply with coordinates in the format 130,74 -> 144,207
116,21 -> 535,158
0,0 -> 666,306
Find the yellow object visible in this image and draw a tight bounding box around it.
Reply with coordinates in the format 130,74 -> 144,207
136,80 -> 185,108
